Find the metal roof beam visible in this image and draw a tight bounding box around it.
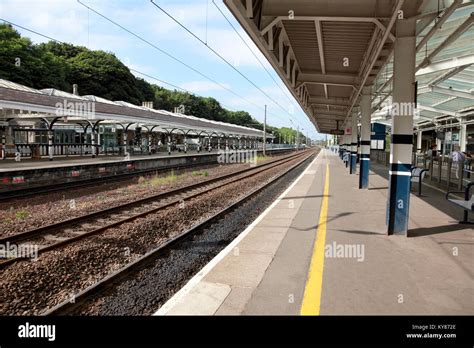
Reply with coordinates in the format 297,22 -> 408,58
417,13 -> 474,72
314,20 -> 326,74
429,85 -> 474,99
309,96 -> 351,106
261,16 -> 395,41
373,55 -> 474,111
425,64 -> 470,86
373,2 -> 465,105
298,72 -> 359,85
345,0 -> 405,122
416,0 -> 463,50
245,0 -> 253,18
312,108 -> 346,116
418,104 -> 457,116
432,96 -> 457,107
416,54 -> 474,75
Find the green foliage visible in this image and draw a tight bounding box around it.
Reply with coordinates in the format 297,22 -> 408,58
192,170 -> 209,177
272,127 -> 307,144
0,24 -> 68,90
15,210 -> 28,220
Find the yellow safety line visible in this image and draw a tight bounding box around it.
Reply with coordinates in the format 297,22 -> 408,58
300,163 -> 330,315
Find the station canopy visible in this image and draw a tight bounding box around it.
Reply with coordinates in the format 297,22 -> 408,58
224,0 -> 473,134
0,78 -> 273,138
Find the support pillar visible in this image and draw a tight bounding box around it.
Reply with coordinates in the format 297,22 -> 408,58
416,130 -> 422,152
184,136 -> 187,154
350,113 -> 358,174
387,18 -> 416,235
459,122 -> 467,152
208,136 -> 211,152
123,131 -> 128,156
217,137 -> 220,151
1,127 -> 6,160
148,133 -> 153,155
91,131 -> 97,158
344,123 -> 350,167
167,135 -> 171,155
359,87 -> 372,188
48,130 -> 54,161
225,138 -> 229,151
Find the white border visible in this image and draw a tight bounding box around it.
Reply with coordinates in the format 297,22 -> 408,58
154,150 -> 323,315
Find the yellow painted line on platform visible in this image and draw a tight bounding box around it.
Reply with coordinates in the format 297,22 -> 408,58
300,163 -> 329,315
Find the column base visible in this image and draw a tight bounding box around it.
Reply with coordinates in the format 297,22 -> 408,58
350,153 -> 357,174
386,173 -> 411,235
359,159 -> 370,189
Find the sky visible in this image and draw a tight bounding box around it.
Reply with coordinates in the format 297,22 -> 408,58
0,0 -> 321,139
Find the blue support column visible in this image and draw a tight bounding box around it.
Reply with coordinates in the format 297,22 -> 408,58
359,87 -> 372,189
344,130 -> 350,167
386,18 -> 416,235
350,113 -> 357,174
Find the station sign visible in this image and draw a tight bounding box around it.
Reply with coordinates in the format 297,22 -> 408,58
330,129 -> 344,136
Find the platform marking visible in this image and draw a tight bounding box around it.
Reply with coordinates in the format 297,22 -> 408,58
155,150 -> 323,315
300,163 -> 329,315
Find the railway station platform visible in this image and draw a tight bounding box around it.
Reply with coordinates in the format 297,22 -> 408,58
156,148 -> 473,315
0,147 -> 291,173
0,151 -> 206,172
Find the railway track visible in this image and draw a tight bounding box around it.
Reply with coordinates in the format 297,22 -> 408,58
44,150 -> 315,315
0,159 -> 219,202
0,150 -> 309,268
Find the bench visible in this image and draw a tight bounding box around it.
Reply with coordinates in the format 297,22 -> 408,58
410,167 -> 428,196
445,182 -> 473,224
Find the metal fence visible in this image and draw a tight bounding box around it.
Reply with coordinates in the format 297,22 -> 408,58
371,151 -> 473,191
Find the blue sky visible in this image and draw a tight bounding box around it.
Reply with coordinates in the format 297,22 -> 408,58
1,0 -> 321,139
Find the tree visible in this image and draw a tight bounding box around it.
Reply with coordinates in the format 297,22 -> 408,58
0,24 -> 68,90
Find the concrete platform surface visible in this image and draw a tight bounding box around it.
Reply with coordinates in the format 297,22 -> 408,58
155,149 -> 473,315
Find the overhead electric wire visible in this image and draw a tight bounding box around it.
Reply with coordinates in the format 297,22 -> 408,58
2,10 -> 309,135
0,18 -> 267,126
0,18 -> 61,43
149,0 -> 297,124
130,68 -> 243,113
76,0 -> 287,124
211,0 -> 298,108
